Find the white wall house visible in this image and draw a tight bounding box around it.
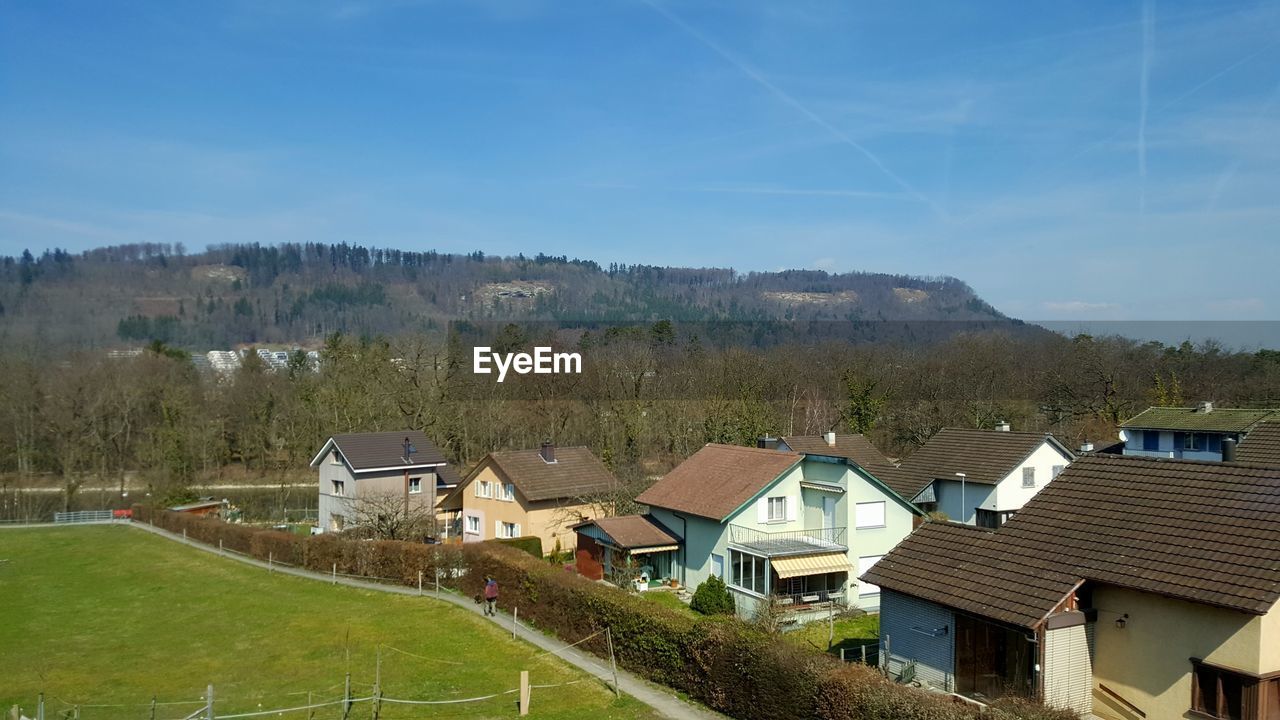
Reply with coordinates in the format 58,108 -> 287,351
1119,403 -> 1279,462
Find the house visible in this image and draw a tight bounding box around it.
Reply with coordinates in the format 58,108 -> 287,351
877,426 -> 1075,528
634,443 -> 921,618
441,442 -> 616,555
775,431 -> 897,475
1119,402 -> 1280,461
1239,422 -> 1280,465
310,430 -> 459,534
864,453 -> 1280,718
573,514 -> 682,588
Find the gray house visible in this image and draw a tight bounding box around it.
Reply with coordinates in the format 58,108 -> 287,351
311,430 -> 459,534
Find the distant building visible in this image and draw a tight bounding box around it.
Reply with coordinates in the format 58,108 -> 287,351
1119,402 -> 1280,461
207,350 -> 241,374
310,430 -> 459,535
877,426 -> 1075,528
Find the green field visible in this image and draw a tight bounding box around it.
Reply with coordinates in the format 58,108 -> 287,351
0,526 -> 659,720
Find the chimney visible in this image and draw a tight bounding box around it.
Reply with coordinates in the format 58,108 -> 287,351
1198,401 -> 1214,413
824,431 -> 837,447
1080,440 -> 1094,453
1222,437 -> 1237,462
756,436 -> 780,450
995,421 -> 1011,432
540,440 -> 556,463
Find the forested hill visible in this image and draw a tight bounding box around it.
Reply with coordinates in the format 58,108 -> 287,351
0,242 -> 1017,350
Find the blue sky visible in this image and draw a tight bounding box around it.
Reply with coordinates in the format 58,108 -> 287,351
2,0 -> 1278,321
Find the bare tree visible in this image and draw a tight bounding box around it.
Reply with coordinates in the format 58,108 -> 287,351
345,490 -> 436,541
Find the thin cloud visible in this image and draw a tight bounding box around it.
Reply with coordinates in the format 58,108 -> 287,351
640,0 -> 945,218
1044,300 -> 1121,313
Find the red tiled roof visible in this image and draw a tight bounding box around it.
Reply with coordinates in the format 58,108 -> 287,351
636,444 -> 802,521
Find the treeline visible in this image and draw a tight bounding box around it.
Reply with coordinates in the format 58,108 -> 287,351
0,241 -> 1005,350
3,326 -> 1277,508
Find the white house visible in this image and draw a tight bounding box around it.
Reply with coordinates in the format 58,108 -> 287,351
1119,403 -> 1280,461
878,425 -> 1075,528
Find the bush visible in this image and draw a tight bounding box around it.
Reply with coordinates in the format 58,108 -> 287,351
689,575 -> 735,615
494,535 -> 543,558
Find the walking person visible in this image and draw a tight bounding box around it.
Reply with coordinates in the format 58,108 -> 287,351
483,576 -> 499,616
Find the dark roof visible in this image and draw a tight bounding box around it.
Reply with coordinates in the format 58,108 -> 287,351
486,446 -> 617,502
574,514 -> 681,549
318,431 -> 447,471
636,444 -> 802,521
877,428 -> 1071,500
1120,406 -> 1279,433
437,463 -> 462,487
864,454 -> 1280,626
862,522 -> 1080,628
779,434 -> 895,472
1238,422 -> 1280,466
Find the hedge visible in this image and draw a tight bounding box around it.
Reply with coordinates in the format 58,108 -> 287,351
130,506 -> 1076,720
494,535 -> 543,558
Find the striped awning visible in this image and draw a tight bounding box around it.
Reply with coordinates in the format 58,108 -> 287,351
770,552 -> 854,579
629,544 -> 679,555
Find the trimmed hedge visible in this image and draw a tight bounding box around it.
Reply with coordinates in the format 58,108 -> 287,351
130,506 -> 1076,720
494,535 -> 543,558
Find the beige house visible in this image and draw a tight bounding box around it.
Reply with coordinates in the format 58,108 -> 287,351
441,443 -> 617,555
865,454 -> 1280,719
311,430 -> 460,535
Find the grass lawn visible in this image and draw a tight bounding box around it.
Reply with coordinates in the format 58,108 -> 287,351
0,526 -> 661,720
637,590 -> 695,616
783,612 -> 880,656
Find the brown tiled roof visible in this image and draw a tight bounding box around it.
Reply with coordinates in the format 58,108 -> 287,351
323,430 -> 447,470
1120,406 -> 1279,433
780,434 -> 895,473
437,464 -> 462,487
861,522 -> 1080,628
877,428 -> 1071,501
636,444 -> 802,521
574,514 -> 681,549
864,454 -> 1280,626
1239,422 -> 1280,466
487,446 -> 617,502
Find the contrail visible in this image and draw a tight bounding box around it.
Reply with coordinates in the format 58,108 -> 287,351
1138,0 -> 1155,218
1207,82 -> 1280,211
640,0 -> 945,218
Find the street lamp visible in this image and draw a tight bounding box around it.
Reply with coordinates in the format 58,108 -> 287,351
955,473 -> 967,524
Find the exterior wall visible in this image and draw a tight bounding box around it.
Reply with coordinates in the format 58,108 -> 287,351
1044,621 -> 1093,715
525,500 -> 594,554
989,441 -> 1073,512
1121,429 -> 1232,461
1090,585 -> 1275,720
934,479 -> 995,525
317,450 -> 356,531
878,590 -> 955,692
843,462 -> 916,612
647,507 -> 722,590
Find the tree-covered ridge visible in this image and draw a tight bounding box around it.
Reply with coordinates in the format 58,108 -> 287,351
0,241 -> 1007,350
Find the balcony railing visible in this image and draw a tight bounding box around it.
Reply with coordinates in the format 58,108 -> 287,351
728,525 -> 847,555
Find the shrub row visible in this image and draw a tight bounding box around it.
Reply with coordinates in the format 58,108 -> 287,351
131,506 -> 1076,720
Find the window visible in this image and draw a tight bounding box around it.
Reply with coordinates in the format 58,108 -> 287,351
500,483 -> 515,502
711,553 -> 725,579
408,477 -> 422,494
475,480 -> 492,498
855,501 -> 886,529
464,515 -> 480,535
1022,467 -> 1036,488
331,480 -> 345,496
1191,660 -> 1247,720
728,549 -> 767,595
1051,465 -> 1065,480
497,521 -> 519,539
330,452 -> 343,465
1184,433 -> 1200,451
1142,430 -> 1160,451
767,496 -> 786,522
858,555 -> 883,596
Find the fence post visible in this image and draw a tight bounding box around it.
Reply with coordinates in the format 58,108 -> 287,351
435,566 -> 440,594
417,570 -> 422,596
206,684 -> 214,720
183,528 -> 187,542
372,648 -> 382,720
512,606 -> 518,638
342,671 -> 352,720
606,627 -> 620,698
269,552 -> 273,572
307,692 -> 314,720
38,693 -> 44,720
840,648 -> 845,662
149,695 -> 156,720
519,670 -> 530,716
219,539 -> 223,555
861,644 -> 867,665
333,563 -> 338,585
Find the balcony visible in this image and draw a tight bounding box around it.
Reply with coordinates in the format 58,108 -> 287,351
728,525 -> 847,556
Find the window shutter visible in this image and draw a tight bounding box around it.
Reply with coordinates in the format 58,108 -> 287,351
786,496 -> 798,522
515,524 -> 522,537
757,497 -> 768,523
495,520 -> 501,537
